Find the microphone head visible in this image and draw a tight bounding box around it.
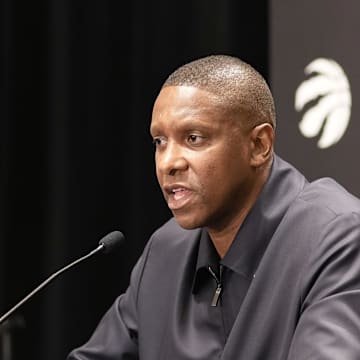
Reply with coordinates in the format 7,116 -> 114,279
99,231 -> 125,254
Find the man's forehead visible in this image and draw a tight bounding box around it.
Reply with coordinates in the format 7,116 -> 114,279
156,85 -> 219,102
153,86 -> 226,118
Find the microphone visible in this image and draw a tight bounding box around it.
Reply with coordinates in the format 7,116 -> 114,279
0,230 -> 125,325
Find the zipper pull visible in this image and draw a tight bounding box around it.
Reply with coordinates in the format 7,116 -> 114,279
211,283 -> 222,307
208,265 -> 223,307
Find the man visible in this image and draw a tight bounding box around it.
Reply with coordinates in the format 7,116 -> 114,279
67,55 -> 360,359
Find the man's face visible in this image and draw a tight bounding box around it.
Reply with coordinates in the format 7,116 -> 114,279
150,85 -> 257,232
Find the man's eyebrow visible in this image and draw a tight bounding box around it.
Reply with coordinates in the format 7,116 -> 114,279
149,125 -> 160,136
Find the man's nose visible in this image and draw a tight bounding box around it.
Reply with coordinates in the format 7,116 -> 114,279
157,141 -> 188,176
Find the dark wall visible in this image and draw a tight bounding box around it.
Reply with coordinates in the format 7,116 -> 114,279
0,1 -> 269,359
270,0 -> 360,196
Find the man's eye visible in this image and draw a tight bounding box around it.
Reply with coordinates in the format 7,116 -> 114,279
187,135 -> 203,144
152,137 -> 166,147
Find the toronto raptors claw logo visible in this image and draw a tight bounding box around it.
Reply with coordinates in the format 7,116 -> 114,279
294,58 -> 352,149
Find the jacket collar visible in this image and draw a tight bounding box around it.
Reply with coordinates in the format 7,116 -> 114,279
193,154 -> 308,292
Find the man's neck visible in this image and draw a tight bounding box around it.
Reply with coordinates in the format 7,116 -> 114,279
207,217 -> 245,259
207,164 -> 272,259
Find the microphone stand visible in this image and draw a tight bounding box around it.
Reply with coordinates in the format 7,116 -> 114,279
0,230 -> 124,360
0,244 -> 103,360
0,315 -> 25,360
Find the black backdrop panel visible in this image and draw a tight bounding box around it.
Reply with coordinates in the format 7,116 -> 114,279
0,1 -> 268,359
270,0 -> 360,197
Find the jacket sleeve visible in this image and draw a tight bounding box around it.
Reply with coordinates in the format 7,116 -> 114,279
67,239 -> 152,360
287,212 -> 360,359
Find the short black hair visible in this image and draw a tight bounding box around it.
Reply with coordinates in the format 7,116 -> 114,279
163,54 -> 276,128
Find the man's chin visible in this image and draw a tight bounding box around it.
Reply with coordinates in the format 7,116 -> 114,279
173,214 -> 203,230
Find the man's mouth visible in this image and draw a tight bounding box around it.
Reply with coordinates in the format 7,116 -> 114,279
172,188 -> 187,201
163,185 -> 193,210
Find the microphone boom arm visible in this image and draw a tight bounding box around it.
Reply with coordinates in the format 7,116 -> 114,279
0,243 -> 104,325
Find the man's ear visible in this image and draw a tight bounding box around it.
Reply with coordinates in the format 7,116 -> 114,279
249,123 -> 274,167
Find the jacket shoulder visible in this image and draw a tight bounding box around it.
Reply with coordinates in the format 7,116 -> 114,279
299,178 -> 360,216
